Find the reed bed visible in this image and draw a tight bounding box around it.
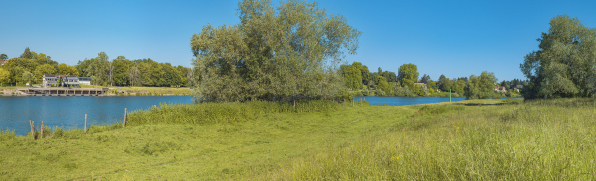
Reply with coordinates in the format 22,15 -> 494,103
126,100 -> 366,126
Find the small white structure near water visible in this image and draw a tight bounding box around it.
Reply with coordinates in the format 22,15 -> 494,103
78,77 -> 91,85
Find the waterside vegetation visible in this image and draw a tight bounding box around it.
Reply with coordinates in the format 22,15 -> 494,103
1,98 -> 595,180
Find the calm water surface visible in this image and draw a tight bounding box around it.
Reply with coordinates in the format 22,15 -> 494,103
0,96 -> 193,135
354,96 -> 467,106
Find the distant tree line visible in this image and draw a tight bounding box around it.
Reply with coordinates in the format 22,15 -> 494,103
76,52 -> 192,87
339,61 -> 528,99
0,48 -> 192,87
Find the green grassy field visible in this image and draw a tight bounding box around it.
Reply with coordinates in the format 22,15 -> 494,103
1,98 -> 595,180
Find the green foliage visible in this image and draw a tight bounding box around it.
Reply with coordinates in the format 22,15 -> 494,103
34,64 -> 57,83
1,47 -> 190,87
57,63 -> 78,76
76,54 -> 190,87
412,84 -> 426,96
397,63 -> 419,87
21,71 -> 34,84
340,63 -> 362,90
0,67 -> 10,84
521,15 -> 596,99
464,71 -> 498,99
190,0 -> 361,103
394,85 -> 414,97
0,54 -> 7,60
420,74 -> 431,84
452,79 -> 465,94
20,47 -> 32,59
374,76 -> 391,94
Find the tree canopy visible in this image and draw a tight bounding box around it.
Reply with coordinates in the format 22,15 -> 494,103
464,71 -> 498,99
340,62 -> 363,90
520,15 -> 596,99
397,63 -> 419,88
190,0 -> 361,103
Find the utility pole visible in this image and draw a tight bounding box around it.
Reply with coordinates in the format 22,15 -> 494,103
450,89 -> 451,102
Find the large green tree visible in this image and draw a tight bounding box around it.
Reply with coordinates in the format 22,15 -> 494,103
464,71 -> 498,99
397,63 -> 419,88
340,63 -> 363,90
0,54 -> 7,60
520,15 -> 596,99
190,0 -> 361,103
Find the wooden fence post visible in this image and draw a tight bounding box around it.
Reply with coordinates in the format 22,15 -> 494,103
352,99 -> 354,107
360,98 -> 362,106
29,120 -> 34,140
343,98 -> 345,108
84,114 -> 87,133
123,108 -> 127,127
40,121 -> 44,139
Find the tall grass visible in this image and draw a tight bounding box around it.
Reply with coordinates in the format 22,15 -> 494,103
127,100 -> 368,126
261,98 -> 596,180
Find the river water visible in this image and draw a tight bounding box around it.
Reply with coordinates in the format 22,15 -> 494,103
0,96 -> 193,136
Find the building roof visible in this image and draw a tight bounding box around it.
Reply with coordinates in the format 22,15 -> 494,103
0,59 -> 8,65
43,74 -> 57,77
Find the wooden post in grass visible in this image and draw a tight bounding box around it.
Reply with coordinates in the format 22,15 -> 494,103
293,100 -> 295,108
29,120 -> 34,140
344,98 -> 345,108
40,121 -> 44,139
84,114 -> 87,133
360,98 -> 362,106
123,108 -> 127,127
352,99 -> 354,107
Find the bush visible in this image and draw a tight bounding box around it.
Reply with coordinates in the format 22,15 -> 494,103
375,89 -> 386,96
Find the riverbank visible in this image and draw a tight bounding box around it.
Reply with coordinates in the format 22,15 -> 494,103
0,86 -> 192,96
1,98 -> 594,180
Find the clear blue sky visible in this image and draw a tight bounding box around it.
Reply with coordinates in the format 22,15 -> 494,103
1,0 -> 595,81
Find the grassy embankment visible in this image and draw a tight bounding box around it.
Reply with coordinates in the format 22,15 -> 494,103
1,98 -> 595,180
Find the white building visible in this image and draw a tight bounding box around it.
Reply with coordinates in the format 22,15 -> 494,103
78,77 -> 91,85
43,75 -> 58,88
